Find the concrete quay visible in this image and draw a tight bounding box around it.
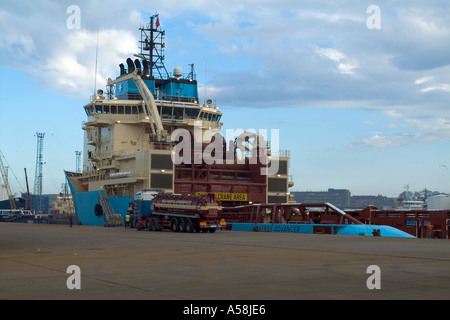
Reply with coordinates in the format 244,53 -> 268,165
1,222 -> 449,300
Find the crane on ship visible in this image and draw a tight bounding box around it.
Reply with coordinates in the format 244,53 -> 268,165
107,13 -> 168,142
0,151 -> 16,210
24,168 -> 32,211
107,68 -> 167,142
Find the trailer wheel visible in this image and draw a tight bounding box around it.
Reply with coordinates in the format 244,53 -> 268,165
178,218 -> 186,232
208,228 -> 216,233
135,218 -> 141,230
185,219 -> 195,233
171,219 -> 179,232
150,218 -> 158,231
145,219 -> 151,230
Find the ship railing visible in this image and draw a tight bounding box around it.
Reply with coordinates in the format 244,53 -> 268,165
268,149 -> 290,158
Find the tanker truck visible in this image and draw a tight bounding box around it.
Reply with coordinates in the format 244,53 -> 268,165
131,191 -> 226,233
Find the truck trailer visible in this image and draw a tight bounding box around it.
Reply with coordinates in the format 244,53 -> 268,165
131,191 -> 225,233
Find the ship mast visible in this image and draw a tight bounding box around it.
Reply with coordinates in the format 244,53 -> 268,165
138,13 -> 169,79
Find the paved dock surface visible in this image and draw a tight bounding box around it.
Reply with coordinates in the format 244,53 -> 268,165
1,222 -> 449,300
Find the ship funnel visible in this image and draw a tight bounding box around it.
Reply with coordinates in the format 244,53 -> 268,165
119,63 -> 126,75
134,59 -> 142,71
126,58 -> 135,73
142,60 -> 150,77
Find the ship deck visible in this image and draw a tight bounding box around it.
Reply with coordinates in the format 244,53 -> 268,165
1,222 -> 449,301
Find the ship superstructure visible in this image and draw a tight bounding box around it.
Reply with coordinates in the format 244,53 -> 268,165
66,14 -> 293,226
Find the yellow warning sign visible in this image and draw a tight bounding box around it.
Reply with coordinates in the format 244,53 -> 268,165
196,192 -> 248,201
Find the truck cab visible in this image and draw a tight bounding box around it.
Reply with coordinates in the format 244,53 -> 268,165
132,190 -> 158,228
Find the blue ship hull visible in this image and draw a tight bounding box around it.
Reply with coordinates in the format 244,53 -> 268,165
65,171 -> 133,226
229,223 -> 415,238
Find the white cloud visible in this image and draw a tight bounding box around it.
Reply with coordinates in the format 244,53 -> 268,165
197,83 -> 224,103
0,2 -> 138,98
355,130 -> 450,149
190,2 -> 450,150
353,116 -> 450,149
414,75 -> 450,93
2,0 -> 450,149
0,9 -> 37,62
420,84 -> 450,93
297,10 -> 364,24
414,76 -> 433,85
316,47 -> 359,75
316,48 -> 346,62
32,28 -> 137,98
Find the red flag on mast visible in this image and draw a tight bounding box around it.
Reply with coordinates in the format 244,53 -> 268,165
156,17 -> 160,28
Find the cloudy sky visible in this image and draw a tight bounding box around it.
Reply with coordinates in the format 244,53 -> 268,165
1,0 -> 450,197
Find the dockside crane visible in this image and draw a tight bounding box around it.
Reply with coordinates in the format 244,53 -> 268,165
0,152 -> 16,210
24,168 -> 32,211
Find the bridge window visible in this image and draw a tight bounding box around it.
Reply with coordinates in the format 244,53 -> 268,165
199,112 -> 210,121
162,106 -> 173,120
85,105 -> 94,116
174,107 -> 184,120
185,108 -> 200,119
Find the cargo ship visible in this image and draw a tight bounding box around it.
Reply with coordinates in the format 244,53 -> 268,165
65,14 -> 292,226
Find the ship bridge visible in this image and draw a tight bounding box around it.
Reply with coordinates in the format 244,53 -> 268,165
83,99 -> 222,128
